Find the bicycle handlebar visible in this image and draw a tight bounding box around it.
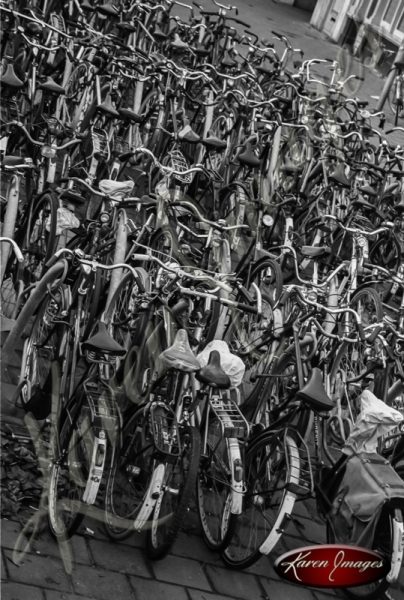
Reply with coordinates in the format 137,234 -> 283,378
0,238 -> 24,262
1,121 -> 81,150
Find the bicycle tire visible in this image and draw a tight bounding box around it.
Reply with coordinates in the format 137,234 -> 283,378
196,414 -> 238,551
2,261 -> 67,386
327,505 -> 403,600
221,430 -> 300,569
18,281 -> 70,419
20,191 -> 59,285
103,404 -> 155,540
48,395 -> 91,540
145,424 -> 201,559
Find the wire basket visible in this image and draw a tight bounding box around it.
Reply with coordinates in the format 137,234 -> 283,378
112,135 -> 130,157
49,12 -> 66,34
164,148 -> 193,184
209,396 -> 250,440
90,128 -> 110,161
150,403 -> 181,456
83,379 -> 118,427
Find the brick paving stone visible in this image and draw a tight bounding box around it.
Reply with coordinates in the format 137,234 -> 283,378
2,549 -> 8,581
2,581 -> 44,600
45,591 -> 95,600
89,538 -> 151,578
313,590 -> 339,599
129,577 -> 189,600
260,578 -> 316,600
3,550 -> 72,593
71,563 -> 134,600
188,590 -> 237,600
205,565 -> 261,599
1,520 -> 23,550
171,532 -> 222,565
151,555 -> 211,591
28,532 -> 91,566
79,517 -> 145,549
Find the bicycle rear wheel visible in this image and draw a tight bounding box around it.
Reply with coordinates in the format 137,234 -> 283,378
48,398 -> 91,540
197,415 -> 238,551
145,424 -> 200,559
104,405 -> 155,540
221,430 -> 300,569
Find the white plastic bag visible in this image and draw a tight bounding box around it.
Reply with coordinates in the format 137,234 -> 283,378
47,207 -> 80,235
197,340 -> 245,388
343,389 -> 404,455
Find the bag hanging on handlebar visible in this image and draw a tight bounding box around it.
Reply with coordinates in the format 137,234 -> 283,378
331,451 -> 404,546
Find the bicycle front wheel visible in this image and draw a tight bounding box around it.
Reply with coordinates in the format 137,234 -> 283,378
221,430 -> 300,569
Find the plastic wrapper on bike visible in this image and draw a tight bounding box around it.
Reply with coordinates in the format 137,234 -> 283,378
331,451 -> 404,547
197,340 -> 245,388
50,207 -> 80,236
343,390 -> 403,455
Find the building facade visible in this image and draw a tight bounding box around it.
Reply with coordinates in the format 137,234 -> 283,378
311,0 -> 404,74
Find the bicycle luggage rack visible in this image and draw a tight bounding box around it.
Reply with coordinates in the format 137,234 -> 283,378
284,427 -> 314,497
150,402 -> 181,457
209,396 -> 250,440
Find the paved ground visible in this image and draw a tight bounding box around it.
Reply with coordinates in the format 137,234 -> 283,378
2,2 -> 404,600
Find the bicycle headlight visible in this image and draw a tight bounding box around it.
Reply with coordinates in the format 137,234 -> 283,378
41,145 -> 57,159
262,214 -> 274,227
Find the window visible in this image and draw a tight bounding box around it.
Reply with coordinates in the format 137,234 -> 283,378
397,10 -> 404,33
367,0 -> 379,19
382,0 -> 400,25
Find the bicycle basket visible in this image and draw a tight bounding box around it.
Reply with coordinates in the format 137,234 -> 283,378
164,148 -> 193,184
90,128 -> 110,161
49,12 -> 66,34
112,135 -> 130,157
83,379 -> 118,426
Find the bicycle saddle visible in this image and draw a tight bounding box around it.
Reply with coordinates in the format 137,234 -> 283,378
201,136 -> 227,150
81,0 -> 94,11
295,367 -> 334,412
153,24 -> 168,41
221,51 -> 237,69
328,164 -> 351,189
118,108 -> 143,124
358,184 -> 377,198
99,179 -> 134,199
300,245 -> 331,258
59,188 -> 86,204
178,125 -> 201,144
96,94 -> 119,118
196,350 -> 231,389
0,64 -> 24,88
170,34 -> 190,51
97,3 -> 119,16
2,156 -> 34,168
238,143 -> 260,169
194,43 -> 210,57
38,76 -> 66,95
82,322 -> 127,358
26,21 -> 43,36
256,63 -> 274,76
159,329 -> 201,372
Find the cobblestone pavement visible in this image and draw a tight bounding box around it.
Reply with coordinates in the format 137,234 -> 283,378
2,2 -> 404,600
